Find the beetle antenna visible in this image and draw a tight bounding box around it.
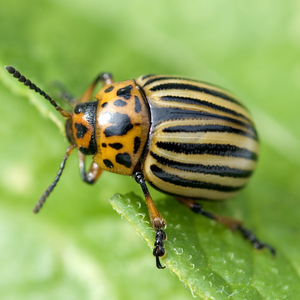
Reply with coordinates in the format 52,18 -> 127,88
33,145 -> 76,213
5,65 -> 71,118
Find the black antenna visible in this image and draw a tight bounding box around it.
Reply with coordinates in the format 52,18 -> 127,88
33,145 -> 76,213
5,66 -> 71,118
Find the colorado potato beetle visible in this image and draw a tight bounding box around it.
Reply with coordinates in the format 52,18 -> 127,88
5,66 -> 275,269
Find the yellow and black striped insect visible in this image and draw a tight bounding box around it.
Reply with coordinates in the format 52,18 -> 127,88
5,66 -> 275,269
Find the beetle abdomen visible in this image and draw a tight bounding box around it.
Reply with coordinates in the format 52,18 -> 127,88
137,75 -> 258,200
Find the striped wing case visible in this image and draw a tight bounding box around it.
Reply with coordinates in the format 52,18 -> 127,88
136,75 -> 258,200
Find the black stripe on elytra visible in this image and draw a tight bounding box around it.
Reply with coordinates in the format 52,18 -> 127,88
160,95 -> 252,124
116,152 -> 132,168
104,112 -> 133,137
163,124 -> 257,140
150,82 -> 244,109
150,165 -> 244,192
134,96 -> 141,113
143,76 -> 234,101
109,143 -> 123,150
156,142 -> 257,160
134,137 -> 141,154
141,74 -> 155,80
114,99 -> 127,107
105,86 -> 114,93
143,76 -> 214,88
117,85 -> 133,100
149,106 -> 258,138
103,159 -> 114,169
150,151 -> 253,178
75,123 -> 88,139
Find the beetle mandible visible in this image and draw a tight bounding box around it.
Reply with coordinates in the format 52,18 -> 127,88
5,66 -> 275,269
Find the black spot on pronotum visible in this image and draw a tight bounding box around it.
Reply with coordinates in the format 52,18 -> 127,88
133,137 -> 141,154
134,96 -> 141,113
103,159 -> 114,168
75,123 -> 88,139
102,143 -> 107,147
104,112 -> 133,137
109,143 -> 123,150
114,99 -> 127,107
105,86 -> 114,93
117,85 -> 133,100
116,153 -> 132,168
101,102 -> 108,108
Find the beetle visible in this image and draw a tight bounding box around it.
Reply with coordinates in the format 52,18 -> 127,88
5,66 -> 275,269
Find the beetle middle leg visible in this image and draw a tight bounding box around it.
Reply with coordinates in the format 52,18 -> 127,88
177,197 -> 276,255
134,171 -> 167,269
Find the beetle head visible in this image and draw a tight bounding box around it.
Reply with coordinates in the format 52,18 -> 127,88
66,102 -> 97,155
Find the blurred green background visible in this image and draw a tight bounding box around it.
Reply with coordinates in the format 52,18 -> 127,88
1,0 -> 300,299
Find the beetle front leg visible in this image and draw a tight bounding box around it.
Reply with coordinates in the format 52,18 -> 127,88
78,152 -> 103,184
134,171 -> 167,269
177,197 -> 276,255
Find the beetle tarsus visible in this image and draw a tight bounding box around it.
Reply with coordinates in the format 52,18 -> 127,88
237,226 -> 276,256
177,197 -> 276,256
153,228 -> 166,269
155,255 -> 165,269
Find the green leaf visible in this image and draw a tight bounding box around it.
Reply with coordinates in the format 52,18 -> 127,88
1,0 -> 300,299
110,193 -> 300,299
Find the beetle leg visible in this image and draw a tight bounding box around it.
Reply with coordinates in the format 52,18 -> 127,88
237,226 -> 276,255
177,197 -> 276,255
78,152 -> 103,184
134,171 -> 167,269
79,72 -> 114,104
